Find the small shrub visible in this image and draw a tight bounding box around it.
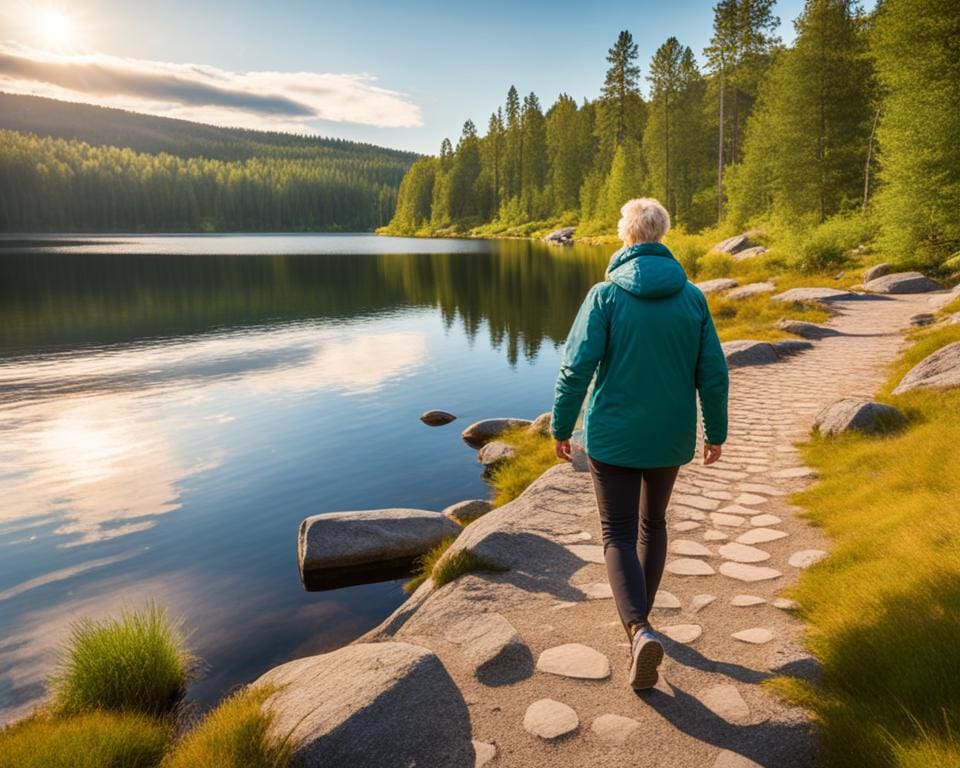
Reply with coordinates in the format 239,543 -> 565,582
404,537 -> 506,593
789,213 -> 877,272
664,228 -> 713,277
0,711 -> 171,768
162,686 -> 292,768
51,603 -> 196,718
696,250 -> 734,279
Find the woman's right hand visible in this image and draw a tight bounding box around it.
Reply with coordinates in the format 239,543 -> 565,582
555,439 -> 572,462
703,443 -> 722,465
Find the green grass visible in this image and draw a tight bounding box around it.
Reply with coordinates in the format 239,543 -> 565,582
0,711 -> 171,768
162,686 -> 292,768
487,425 -> 563,507
51,603 -> 196,718
404,536 -> 507,593
708,293 -> 830,342
771,326 -> 960,767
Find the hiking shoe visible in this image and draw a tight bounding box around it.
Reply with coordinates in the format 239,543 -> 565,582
628,628 -> 663,690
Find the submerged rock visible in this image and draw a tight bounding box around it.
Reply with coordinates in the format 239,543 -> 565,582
893,341 -> 960,394
461,417 -> 532,447
863,271 -> 942,294
257,642 -> 474,766
420,410 -> 456,426
299,509 -> 459,574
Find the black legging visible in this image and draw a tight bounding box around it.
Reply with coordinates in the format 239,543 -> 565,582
587,455 -> 680,636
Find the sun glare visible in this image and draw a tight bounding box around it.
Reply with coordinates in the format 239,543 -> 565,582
36,8 -> 74,49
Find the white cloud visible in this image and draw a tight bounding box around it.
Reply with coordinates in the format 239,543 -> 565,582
0,43 -> 422,130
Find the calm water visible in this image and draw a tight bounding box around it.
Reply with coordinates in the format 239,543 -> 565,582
0,233 -> 609,722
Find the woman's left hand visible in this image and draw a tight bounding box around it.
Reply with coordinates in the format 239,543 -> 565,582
554,439 -> 572,462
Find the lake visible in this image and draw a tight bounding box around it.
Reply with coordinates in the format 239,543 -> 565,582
0,233 -> 610,723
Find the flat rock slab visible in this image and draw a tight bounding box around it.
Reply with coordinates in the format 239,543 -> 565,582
734,493 -> 767,506
690,594 -> 717,612
257,642 -> 474,766
772,287 -> 855,303
737,528 -> 788,545
720,562 -> 782,582
726,282 -> 775,300
673,521 -> 701,532
718,542 -> 770,563
813,397 -> 906,436
714,749 -> 764,767
789,549 -> 828,569
666,558 -> 716,576
660,624 -> 703,643
711,512 -> 747,528
579,582 -> 613,600
442,499 -> 494,525
864,271 -> 942,294
772,467 -> 817,479
591,713 -> 641,746
461,417 -> 532,447
524,698 -> 579,740
444,613 -> 529,682
537,643 -> 610,680
669,539 -> 712,557
299,509 -> 460,572
750,514 -> 782,527
699,684 -> 751,724
738,483 -> 787,496
653,590 -> 682,609
672,493 -> 721,510
893,341 -> 960,394
730,594 -> 766,607
567,544 -> 605,564
704,530 -> 729,541
733,627 -> 776,644
697,278 -> 740,294
718,503 -> 756,516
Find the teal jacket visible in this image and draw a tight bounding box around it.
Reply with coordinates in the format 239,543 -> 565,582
551,242 -> 729,468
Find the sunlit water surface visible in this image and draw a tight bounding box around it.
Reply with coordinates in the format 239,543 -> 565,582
0,233 -> 609,721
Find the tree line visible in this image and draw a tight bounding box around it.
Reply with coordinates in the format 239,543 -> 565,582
386,0 -> 959,270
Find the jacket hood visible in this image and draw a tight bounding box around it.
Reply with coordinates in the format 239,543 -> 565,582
606,242 -> 688,298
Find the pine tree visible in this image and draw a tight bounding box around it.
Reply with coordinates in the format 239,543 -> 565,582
871,0 -> 960,266
546,94 -> 583,213
504,86 -> 523,200
596,31 -> 645,164
645,38 -> 685,217
520,92 -> 548,216
448,119 -> 482,222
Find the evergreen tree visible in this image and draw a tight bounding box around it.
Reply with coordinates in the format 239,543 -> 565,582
430,138 -> 455,227
596,31 -> 645,164
645,38 -> 685,218
871,0 -> 960,266
503,86 -> 523,200
449,119 -> 482,222
482,109 -> 505,210
730,0 -> 874,225
546,94 -> 583,213
389,157 -> 436,234
520,92 -> 548,216
596,138 -> 646,228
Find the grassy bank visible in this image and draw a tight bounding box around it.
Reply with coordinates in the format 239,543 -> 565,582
771,317 -> 960,767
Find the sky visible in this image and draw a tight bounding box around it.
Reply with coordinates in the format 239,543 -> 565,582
0,0 -> 874,155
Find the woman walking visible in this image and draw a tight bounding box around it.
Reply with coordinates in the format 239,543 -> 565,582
551,198 -> 729,690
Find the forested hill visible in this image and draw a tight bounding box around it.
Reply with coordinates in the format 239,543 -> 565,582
0,93 -> 419,233
385,0 -> 959,273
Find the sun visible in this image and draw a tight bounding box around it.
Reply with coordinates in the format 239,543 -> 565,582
36,8 -> 75,50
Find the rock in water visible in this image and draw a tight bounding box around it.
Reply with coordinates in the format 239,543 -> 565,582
893,341 -> 960,394
461,417 -> 532,447
477,441 -> 516,467
863,263 -> 890,283
696,278 -> 740,294
257,642 -> 474,766
544,226 -> 575,245
863,271 -> 942,294
420,410 -> 456,426
813,397 -> 906,436
299,509 -> 460,573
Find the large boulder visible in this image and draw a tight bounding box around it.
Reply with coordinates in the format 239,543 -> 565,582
863,263 -> 890,283
776,319 -> 842,339
725,282 -> 776,300
544,227 -> 575,245
813,397 -> 906,436
696,278 -> 739,294
893,341 -> 960,394
731,246 -> 768,262
299,509 -> 459,574
863,272 -> 942,294
461,417 -> 532,447
712,230 -> 765,255
772,287 -> 856,303
257,642 -> 474,767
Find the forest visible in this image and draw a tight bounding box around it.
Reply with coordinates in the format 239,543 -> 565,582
0,95 -> 417,232
384,0 -> 959,273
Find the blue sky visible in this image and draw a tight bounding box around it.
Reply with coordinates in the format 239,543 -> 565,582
0,0 -> 873,154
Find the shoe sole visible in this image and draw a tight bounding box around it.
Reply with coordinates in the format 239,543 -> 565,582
629,636 -> 663,690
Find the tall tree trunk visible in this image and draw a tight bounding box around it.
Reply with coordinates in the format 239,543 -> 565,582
863,104 -> 881,209
717,68 -> 725,223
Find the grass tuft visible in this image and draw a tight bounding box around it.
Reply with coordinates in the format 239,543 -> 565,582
51,602 -> 196,718
487,426 -> 563,507
770,326 -> 960,766
0,710 -> 171,768
404,536 -> 506,593
162,686 -> 292,768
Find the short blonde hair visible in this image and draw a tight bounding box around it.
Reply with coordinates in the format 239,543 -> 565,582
617,198 -> 671,245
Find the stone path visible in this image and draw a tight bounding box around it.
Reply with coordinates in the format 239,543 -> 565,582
363,289 -> 954,767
